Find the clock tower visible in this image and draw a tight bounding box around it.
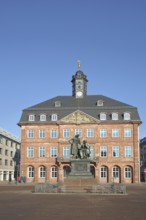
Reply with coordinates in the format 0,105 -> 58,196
71,61 -> 88,98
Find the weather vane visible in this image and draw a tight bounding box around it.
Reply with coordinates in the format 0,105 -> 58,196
77,60 -> 81,69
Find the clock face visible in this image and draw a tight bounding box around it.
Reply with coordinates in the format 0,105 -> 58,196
76,91 -> 83,97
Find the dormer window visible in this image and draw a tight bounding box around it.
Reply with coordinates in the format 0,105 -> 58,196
55,101 -> 61,107
29,114 -> 35,121
100,113 -> 106,120
40,114 -> 46,121
51,114 -> 58,121
97,100 -> 104,106
112,113 -> 118,120
124,112 -> 131,120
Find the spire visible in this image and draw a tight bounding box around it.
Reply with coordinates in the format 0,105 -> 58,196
77,60 -> 81,69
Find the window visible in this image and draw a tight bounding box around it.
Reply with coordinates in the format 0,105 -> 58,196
5,159 -> 8,166
51,114 -> 58,121
51,166 -> 57,178
100,146 -> 107,157
11,142 -> 13,147
112,113 -> 118,120
124,128 -> 132,137
63,146 -> 70,157
90,147 -> 94,158
124,112 -> 131,120
27,130 -> 34,138
39,130 -> 45,138
100,113 -> 106,120
75,128 -> 82,137
55,101 -> 61,107
0,158 -> 2,165
5,150 -> 8,156
27,147 -> 34,158
6,139 -> 8,146
100,166 -> 107,178
97,100 -> 104,106
125,146 -> 132,157
63,129 -> 70,138
39,166 -> 46,178
0,137 -> 3,144
113,166 -> 119,178
28,166 -> 34,178
29,115 -> 35,121
125,167 -> 131,178
51,129 -> 57,138
87,128 -> 94,137
112,129 -> 120,137
50,147 -> 57,157
10,151 -> 13,157
0,148 -> 2,154
40,114 -> 46,121
100,128 -> 107,138
10,160 -> 13,166
39,147 -> 45,157
112,146 -> 119,157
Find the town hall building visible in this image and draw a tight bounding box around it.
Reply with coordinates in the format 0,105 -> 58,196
18,66 -> 141,183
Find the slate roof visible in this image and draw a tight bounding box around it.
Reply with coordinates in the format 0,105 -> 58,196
18,95 -> 141,125
0,127 -> 21,143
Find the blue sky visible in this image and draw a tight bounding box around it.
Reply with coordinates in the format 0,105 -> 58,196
0,0 -> 146,138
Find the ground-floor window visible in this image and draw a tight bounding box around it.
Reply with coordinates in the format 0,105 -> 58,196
100,166 -> 107,178
51,166 -> 57,178
125,166 -> 132,178
28,166 -> 34,178
39,166 -> 46,178
113,166 -> 119,178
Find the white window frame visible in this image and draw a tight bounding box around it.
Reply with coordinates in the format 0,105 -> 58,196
112,146 -> 120,157
63,146 -> 70,157
27,147 -> 34,158
124,128 -> 132,137
100,128 -> 107,138
100,166 -> 107,178
51,114 -> 58,121
113,166 -> 119,178
51,166 -> 57,178
125,166 -> 131,178
112,113 -> 118,120
100,146 -> 107,157
63,129 -> 70,138
39,146 -> 45,158
39,166 -> 46,178
100,113 -> 106,120
27,130 -> 34,138
87,128 -> 94,137
90,146 -> 94,158
124,112 -> 131,120
28,166 -> 34,178
50,147 -> 57,157
125,146 -> 132,157
75,128 -> 82,137
112,129 -> 120,137
39,130 -> 45,138
40,114 -> 46,121
51,129 -> 57,138
29,115 -> 35,121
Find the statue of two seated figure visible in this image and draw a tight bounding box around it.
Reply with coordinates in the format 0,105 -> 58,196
69,135 -> 90,159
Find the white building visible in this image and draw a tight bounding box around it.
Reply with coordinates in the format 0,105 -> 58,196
0,128 -> 21,182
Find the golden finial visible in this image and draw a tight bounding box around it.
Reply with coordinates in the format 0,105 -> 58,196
77,60 -> 81,69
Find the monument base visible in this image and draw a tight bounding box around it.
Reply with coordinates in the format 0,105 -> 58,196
68,159 -> 93,179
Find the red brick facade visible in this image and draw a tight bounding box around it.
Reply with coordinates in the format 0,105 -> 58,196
20,119 -> 140,183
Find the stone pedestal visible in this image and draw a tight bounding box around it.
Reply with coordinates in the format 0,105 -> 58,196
68,159 -> 93,179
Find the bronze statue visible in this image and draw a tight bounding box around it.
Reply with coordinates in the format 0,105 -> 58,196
69,135 -> 90,159
69,134 -> 81,158
79,140 -> 90,159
